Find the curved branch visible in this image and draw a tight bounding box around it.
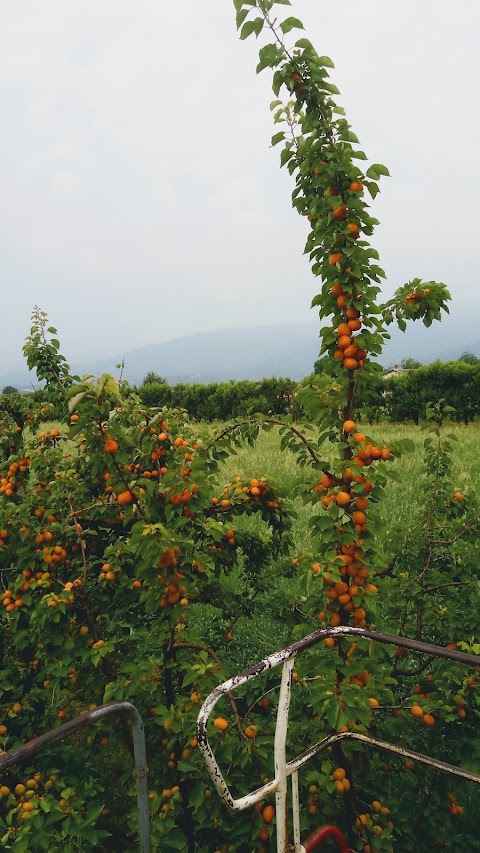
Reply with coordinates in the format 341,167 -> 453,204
393,656 -> 432,679
207,417 -> 321,466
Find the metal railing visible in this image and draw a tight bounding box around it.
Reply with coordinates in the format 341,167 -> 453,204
0,701 -> 151,853
197,626 -> 480,853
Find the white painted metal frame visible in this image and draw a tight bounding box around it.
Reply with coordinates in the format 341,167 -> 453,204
197,626 -> 480,853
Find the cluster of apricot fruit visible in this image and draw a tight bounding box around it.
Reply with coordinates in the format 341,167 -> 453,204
1,587 -> 25,613
330,766 -> 351,794
99,562 -> 120,583
405,287 -> 431,304
211,477 -> 280,511
44,589 -> 74,609
448,792 -> 463,816
318,566 -> 375,630
158,784 -> 181,816
0,772 -> 67,825
100,425 -> 203,518
410,703 -> 435,727
332,301 -> 368,373
355,799 -> 394,850
158,570 -> 188,609
37,541 -> 68,568
0,456 -> 31,497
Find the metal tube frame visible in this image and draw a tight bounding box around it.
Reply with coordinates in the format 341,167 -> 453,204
0,700 -> 151,853
197,626 -> 480,852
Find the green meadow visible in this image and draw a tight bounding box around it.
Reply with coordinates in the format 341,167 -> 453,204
216,423 -> 480,565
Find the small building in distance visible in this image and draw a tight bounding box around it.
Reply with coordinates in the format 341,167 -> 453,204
382,365 -> 410,381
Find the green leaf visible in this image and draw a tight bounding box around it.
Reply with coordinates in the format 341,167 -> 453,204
317,55 -> 335,68
280,16 -> 304,33
365,181 -> 380,199
272,70 -> 283,96
321,81 -> 340,95
163,828 -> 189,850
280,148 -> 294,167
236,8 -> 250,28
257,43 -> 284,73
366,163 -> 390,179
271,131 -> 285,145
295,38 -> 314,49
240,17 -> 264,39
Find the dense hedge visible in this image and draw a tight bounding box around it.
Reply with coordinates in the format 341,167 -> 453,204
136,377 -> 297,419
384,362 -> 480,424
4,363 -> 480,424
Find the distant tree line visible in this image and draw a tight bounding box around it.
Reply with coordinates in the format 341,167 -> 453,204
4,355 -> 480,423
135,359 -> 480,424
136,377 -> 297,420
383,360 -> 480,424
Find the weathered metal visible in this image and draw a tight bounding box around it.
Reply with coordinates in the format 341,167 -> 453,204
275,657 -> 295,852
0,700 -> 151,853
302,825 -> 350,852
291,770 -> 301,849
197,626 -> 480,852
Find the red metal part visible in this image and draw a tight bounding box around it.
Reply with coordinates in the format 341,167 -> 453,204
302,825 -> 350,853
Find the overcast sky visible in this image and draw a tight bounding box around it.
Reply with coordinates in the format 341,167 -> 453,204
1,1 -> 479,369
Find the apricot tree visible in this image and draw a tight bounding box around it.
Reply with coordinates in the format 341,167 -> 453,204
231,1 -> 478,850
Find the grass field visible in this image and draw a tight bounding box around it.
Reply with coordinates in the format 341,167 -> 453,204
44,419 -> 480,562
216,422 -> 480,566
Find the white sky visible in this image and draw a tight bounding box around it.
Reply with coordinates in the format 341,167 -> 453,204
1,0 -> 479,368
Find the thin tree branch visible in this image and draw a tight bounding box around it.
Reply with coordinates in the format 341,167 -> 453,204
173,641 -> 246,740
394,657 -> 432,678
67,497 -> 89,584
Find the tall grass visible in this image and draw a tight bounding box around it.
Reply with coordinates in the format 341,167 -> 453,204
216,423 -> 480,563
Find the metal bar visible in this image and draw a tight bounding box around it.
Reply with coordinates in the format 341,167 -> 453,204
302,825 -> 350,853
287,730 -> 480,786
291,770 -> 301,852
274,659 -> 294,853
0,701 -> 151,853
196,693 -> 279,810
197,627 -> 480,811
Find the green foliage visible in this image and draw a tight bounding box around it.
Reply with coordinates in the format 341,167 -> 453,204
227,3 -> 476,850
400,357 -> 423,370
137,381 -> 173,409
3,310 -> 337,851
1,315 -> 479,850
142,371 -> 168,386
0,1 -> 475,849
137,378 -> 297,420
457,351 -> 480,365
22,308 -> 78,420
385,361 -> 480,424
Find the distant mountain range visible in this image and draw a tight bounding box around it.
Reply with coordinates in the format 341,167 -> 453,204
1,311 -> 477,391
